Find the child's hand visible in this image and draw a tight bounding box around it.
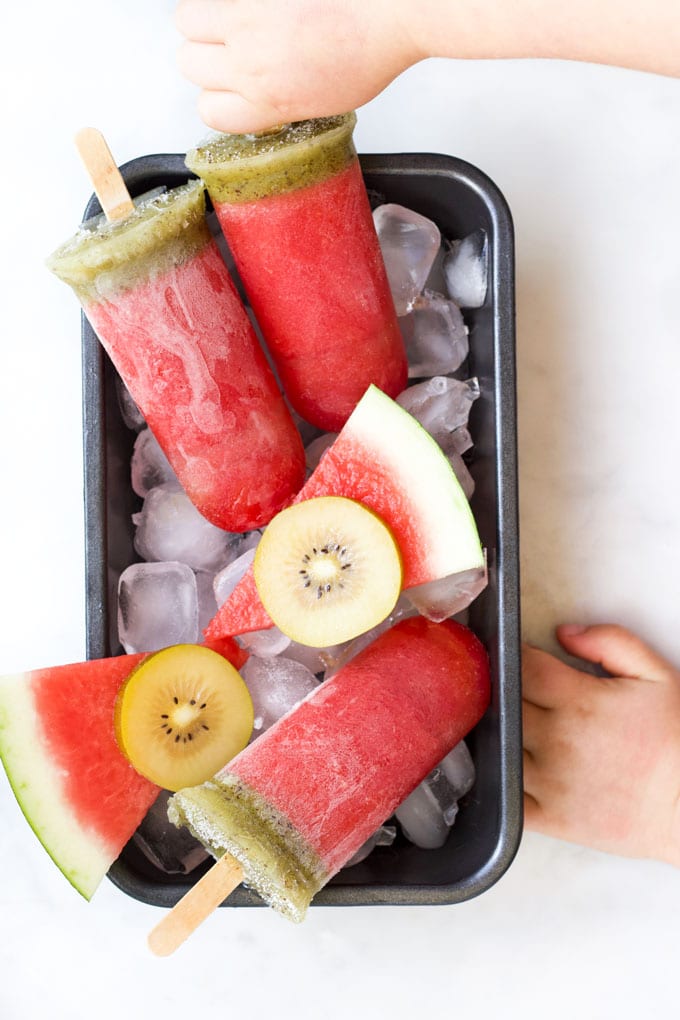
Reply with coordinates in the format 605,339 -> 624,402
523,624 -> 680,867
175,0 -> 679,132
175,0 -> 422,133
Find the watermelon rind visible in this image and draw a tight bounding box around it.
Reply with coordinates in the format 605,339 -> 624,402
0,673 -> 112,900
204,385 -> 485,640
345,385 -> 484,580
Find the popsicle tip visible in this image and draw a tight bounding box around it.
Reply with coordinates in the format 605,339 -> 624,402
74,126 -> 135,223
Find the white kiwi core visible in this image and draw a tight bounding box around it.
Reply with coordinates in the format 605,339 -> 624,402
253,496 -> 403,647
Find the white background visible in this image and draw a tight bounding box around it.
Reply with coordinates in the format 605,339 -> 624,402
1,2 -> 679,1017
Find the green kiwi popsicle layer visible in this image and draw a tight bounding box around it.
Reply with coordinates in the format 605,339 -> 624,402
185,113 -> 358,203
46,180 -> 211,303
168,775 -> 326,923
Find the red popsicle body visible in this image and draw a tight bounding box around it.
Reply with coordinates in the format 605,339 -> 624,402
186,115 -> 408,432
85,239 -> 305,531
232,616 -> 489,875
214,159 -> 407,430
170,617 -> 491,920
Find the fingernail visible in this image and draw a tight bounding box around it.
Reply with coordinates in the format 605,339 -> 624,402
559,624 -> 587,636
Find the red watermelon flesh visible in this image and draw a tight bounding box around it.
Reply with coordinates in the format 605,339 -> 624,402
0,636 -> 246,900
204,385 -> 484,641
0,653 -> 157,899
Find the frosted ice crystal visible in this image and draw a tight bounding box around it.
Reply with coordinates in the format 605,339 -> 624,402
115,375 -> 146,432
373,204 -> 441,315
130,427 -> 177,498
213,547 -> 257,608
447,449 -> 476,499
195,569 -> 219,634
322,595 -> 417,679
284,641 -> 339,676
133,482 -> 240,573
117,560 -> 199,653
238,626 -> 291,658
443,229 -> 488,308
397,376 -> 479,458
404,560 -> 488,623
345,824 -> 397,867
395,741 -> 476,849
240,655 -> 319,735
400,291 -> 469,378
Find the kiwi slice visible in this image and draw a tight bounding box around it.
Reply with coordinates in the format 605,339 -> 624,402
253,496 -> 403,647
114,644 -> 254,791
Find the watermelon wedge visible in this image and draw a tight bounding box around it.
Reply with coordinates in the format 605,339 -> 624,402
0,636 -> 246,900
205,385 -> 484,640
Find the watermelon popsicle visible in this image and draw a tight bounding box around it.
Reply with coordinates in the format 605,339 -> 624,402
153,617 -> 490,953
186,114 -> 408,431
47,132 -> 305,532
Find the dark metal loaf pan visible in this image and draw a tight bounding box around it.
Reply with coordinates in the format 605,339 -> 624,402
80,151 -> 521,910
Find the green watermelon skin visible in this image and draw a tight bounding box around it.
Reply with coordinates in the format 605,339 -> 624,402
0,635 -> 247,899
204,385 -> 484,641
0,637 -> 247,898
0,653 -> 159,900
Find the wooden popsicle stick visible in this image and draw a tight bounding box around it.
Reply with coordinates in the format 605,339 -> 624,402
74,127 -> 135,222
147,853 -> 244,957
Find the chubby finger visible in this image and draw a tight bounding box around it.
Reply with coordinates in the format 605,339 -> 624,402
522,790 -> 544,831
176,0 -> 229,44
197,89 -> 289,135
178,40 -> 233,91
522,698 -> 548,755
521,643 -> 579,709
556,623 -> 674,682
522,745 -> 540,790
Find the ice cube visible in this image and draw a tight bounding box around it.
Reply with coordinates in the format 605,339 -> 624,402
448,450 -> 475,498
133,482 -> 240,573
214,547 -> 257,607
447,426 -> 473,456
443,229 -> 488,308
397,376 -> 479,457
284,640 -> 338,676
238,627 -> 291,658
115,375 -> 145,432
130,427 -> 178,498
195,570 -> 219,634
132,791 -> 209,874
305,433 -> 337,474
322,595 -> 417,678
290,408 -> 324,448
404,560 -> 488,622
400,291 -> 469,378
117,561 -> 199,653
373,204 -> 441,315
439,740 -> 477,798
240,655 -> 319,735
395,741 -> 476,849
344,824 -> 397,868
238,529 -> 263,555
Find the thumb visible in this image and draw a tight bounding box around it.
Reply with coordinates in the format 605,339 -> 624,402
556,623 -> 674,681
197,90 -> 289,135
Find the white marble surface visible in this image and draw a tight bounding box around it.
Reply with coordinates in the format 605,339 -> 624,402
1,2 -> 679,1016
